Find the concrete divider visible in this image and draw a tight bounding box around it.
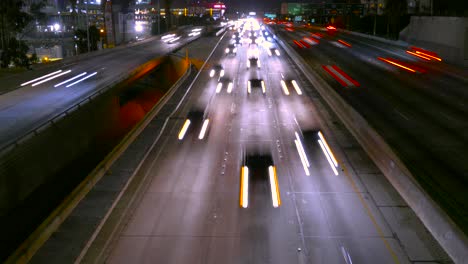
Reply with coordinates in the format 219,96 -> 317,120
274,29 -> 468,263
5,59 -> 192,264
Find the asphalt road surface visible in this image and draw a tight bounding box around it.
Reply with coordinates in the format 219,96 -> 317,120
76,28 -> 451,263
0,28 -> 201,151
275,24 -> 468,236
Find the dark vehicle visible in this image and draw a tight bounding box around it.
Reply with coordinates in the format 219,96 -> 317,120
247,79 -> 266,94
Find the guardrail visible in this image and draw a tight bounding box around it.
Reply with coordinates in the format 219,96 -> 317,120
5,61 -> 193,264
0,34 -> 202,157
272,26 -> 468,263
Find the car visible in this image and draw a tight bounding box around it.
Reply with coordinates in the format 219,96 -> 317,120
280,79 -> 302,95
326,25 -> 337,35
177,109 -> 211,140
225,44 -> 237,55
216,77 -> 234,94
247,57 -> 261,68
239,144 -> 280,208
247,79 -> 266,94
267,47 -> 280,56
209,64 -> 225,79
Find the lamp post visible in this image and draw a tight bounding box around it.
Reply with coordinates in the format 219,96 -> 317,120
86,0 -> 90,52
158,0 -> 160,35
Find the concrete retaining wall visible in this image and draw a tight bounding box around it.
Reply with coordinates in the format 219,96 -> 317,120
0,56 -> 189,213
273,28 -> 468,263
400,16 -> 468,67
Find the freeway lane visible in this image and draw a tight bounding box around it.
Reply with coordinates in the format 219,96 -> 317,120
79,26 -> 450,263
0,28 -> 202,151
275,25 -> 468,235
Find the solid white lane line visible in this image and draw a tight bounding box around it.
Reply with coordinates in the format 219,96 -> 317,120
32,70 -> 71,87
21,70 -> 62,86
54,72 -> 87,87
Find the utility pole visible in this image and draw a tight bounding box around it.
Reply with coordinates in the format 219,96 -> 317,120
158,0 -> 160,35
86,0 -> 90,52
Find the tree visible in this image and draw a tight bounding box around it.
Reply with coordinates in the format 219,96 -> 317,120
0,0 -> 32,50
385,0 -> 407,39
0,0 -> 33,68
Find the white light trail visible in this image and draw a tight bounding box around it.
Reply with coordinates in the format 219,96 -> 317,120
295,132 -> 310,167
241,166 -> 249,208
247,81 -> 251,94
198,119 -> 210,140
178,119 -> 191,140
275,49 -> 280,56
54,72 -> 87,87
65,72 -> 97,88
280,80 -> 289,95
318,131 -> 338,167
318,140 -> 339,176
268,166 -> 281,207
216,82 -> 223,93
21,70 -> 62,86
261,80 -> 266,94
291,80 -> 303,95
227,82 -> 233,93
295,140 -> 310,176
32,70 -> 71,87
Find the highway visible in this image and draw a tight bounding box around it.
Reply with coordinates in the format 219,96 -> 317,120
67,24 -> 451,263
0,27 -> 202,151
274,25 -> 468,236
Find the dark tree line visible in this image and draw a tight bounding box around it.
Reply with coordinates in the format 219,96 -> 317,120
0,0 -> 34,68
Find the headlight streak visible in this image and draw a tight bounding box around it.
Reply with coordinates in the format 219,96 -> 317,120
257,59 -> 261,68
65,72 -> 97,88
247,60 -> 250,68
275,49 -> 280,56
247,81 -> 251,94
225,48 -> 229,53
268,166 -> 281,208
209,69 -> 215,77
240,166 -> 249,208
295,132 -> 310,167
318,139 -> 339,176
280,80 -> 289,95
54,72 -> 87,87
32,70 -> 71,86
220,69 -> 225,77
178,119 -> 191,140
318,131 -> 338,167
198,119 -> 209,140
261,80 -> 266,94
295,140 -> 310,176
21,70 -> 63,86
227,82 -> 233,93
267,49 -> 272,56
291,80 -> 302,95
216,82 -> 223,93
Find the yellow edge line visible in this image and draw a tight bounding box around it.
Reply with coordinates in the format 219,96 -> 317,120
341,162 -> 401,264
